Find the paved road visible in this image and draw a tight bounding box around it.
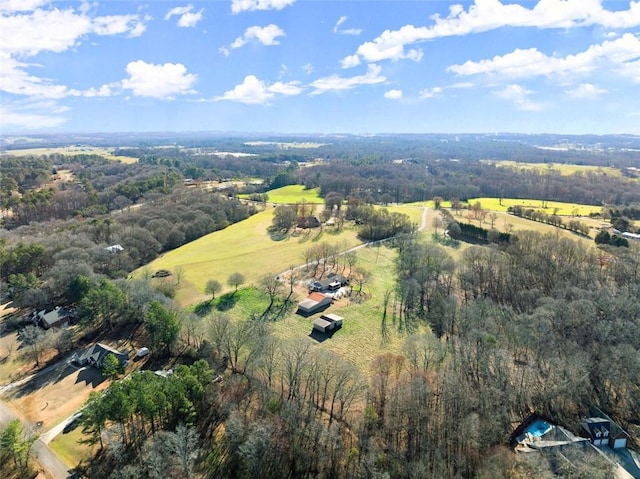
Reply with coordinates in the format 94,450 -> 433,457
0,399 -> 71,478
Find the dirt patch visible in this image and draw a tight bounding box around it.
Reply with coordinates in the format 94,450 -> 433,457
5,362 -> 109,428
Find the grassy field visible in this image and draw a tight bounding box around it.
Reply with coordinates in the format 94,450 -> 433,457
2,146 -> 138,164
271,245 -> 419,371
197,244 -> 427,372
465,197 -> 602,216
142,208 -> 361,305
49,428 -> 94,469
481,160 -> 622,177
264,185 -> 324,204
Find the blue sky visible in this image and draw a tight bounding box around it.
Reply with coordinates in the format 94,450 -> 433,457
2,0 -> 640,135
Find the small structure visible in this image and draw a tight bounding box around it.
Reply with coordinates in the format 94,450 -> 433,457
312,313 -> 344,333
313,317 -> 334,333
309,274 -> 349,293
71,343 -> 129,369
105,244 -> 124,253
581,408 -> 630,449
297,216 -> 321,229
297,292 -> 332,316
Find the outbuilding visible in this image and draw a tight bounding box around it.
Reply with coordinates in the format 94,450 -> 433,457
297,292 -> 332,316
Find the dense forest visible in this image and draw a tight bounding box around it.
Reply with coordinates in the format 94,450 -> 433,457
1,133 -> 639,478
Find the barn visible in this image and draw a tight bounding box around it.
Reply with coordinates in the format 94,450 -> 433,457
297,292 -> 332,316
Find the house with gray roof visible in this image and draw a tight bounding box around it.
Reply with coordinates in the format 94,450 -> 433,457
71,343 -> 128,369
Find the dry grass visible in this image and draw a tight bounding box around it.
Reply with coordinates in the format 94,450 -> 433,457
3,146 -> 138,164
269,245 -> 427,371
264,185 -> 324,204
466,197 -> 602,216
480,160 -> 623,177
141,208 -> 361,306
5,362 -> 109,427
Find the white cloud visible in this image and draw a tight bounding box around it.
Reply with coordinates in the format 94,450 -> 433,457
310,64 -> 386,95
494,84 -> 546,111
269,81 -> 304,96
92,14 -> 147,37
419,87 -> 443,99
618,59 -> 640,82
565,83 -> 607,99
165,4 -> 203,28
346,0 -> 640,65
0,7 -> 147,57
230,24 -> 285,49
302,63 -> 314,75
0,0 -> 46,13
0,103 -> 67,129
231,0 -> 295,14
341,54 -> 361,69
216,75 -> 303,104
121,61 -> 197,99
384,89 -> 403,99
448,33 -> 640,80
333,16 -> 362,35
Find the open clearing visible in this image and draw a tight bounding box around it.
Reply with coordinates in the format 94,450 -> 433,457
142,208 -> 361,306
271,245 -> 419,371
200,244 -> 427,372
466,197 -> 602,216
264,185 -> 324,204
2,146 -> 138,164
480,160 -> 623,177
4,361 -> 108,429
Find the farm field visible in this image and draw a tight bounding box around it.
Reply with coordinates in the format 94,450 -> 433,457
142,207 -> 361,306
480,160 -> 623,177
270,245 -> 420,371
200,244 -> 427,372
466,197 -> 602,216
2,146 -> 138,164
445,209 -> 597,245
263,185 -> 324,204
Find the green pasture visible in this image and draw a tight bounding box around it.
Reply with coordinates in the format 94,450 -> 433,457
2,146 -> 138,164
481,160 -> 622,177
142,208 -> 361,306
466,197 -> 602,216
264,185 -> 324,204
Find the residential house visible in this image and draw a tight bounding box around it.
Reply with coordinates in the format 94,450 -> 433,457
581,407 -> 630,449
35,306 -> 74,329
71,343 -> 129,369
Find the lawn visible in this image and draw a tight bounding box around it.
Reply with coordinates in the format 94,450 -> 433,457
466,197 -> 602,216
3,146 -> 138,164
481,160 -> 623,178
142,208 -> 361,306
49,428 -> 94,469
264,185 -> 324,204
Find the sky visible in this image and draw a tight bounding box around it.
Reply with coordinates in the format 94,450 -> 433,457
2,0 -> 640,135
